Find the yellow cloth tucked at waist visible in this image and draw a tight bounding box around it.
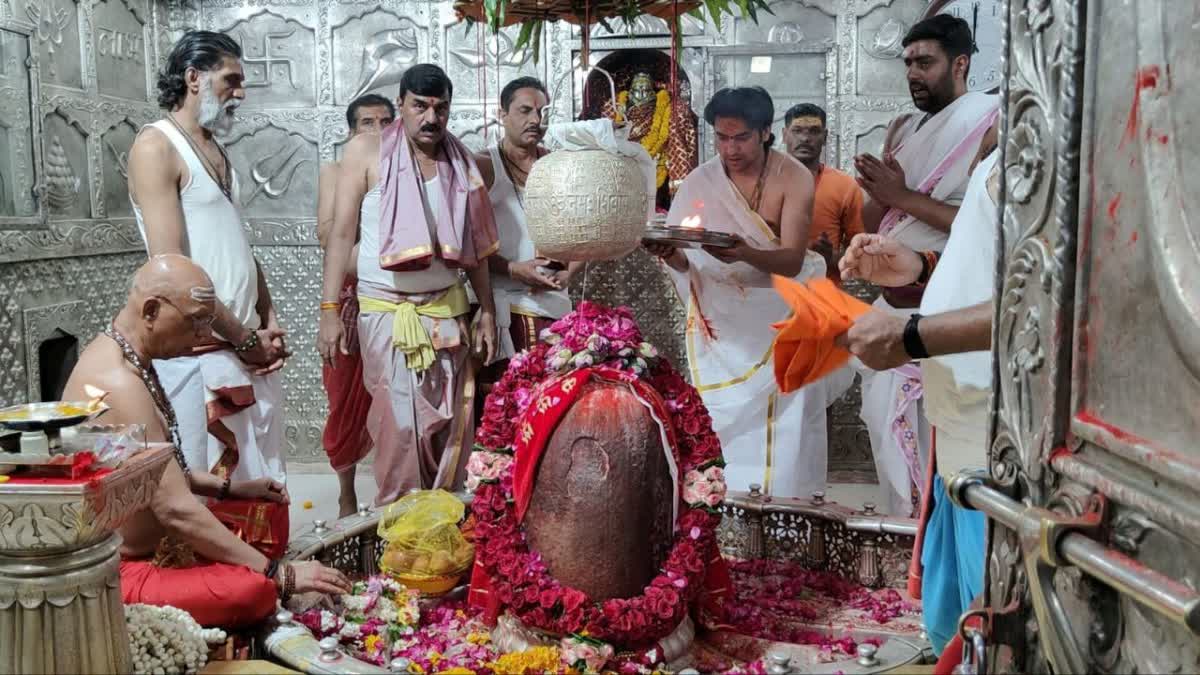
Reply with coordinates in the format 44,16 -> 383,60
358,284 -> 469,371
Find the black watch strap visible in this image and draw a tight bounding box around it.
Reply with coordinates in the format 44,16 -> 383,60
903,313 -> 930,359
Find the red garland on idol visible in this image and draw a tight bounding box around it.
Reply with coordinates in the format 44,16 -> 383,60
467,302 -> 730,660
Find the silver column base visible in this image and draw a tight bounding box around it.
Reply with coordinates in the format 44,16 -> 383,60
0,535 -> 132,674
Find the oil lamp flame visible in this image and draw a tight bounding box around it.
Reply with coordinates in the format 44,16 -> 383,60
681,215 -> 703,230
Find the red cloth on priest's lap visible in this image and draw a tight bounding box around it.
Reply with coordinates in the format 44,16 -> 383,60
120,558 -> 276,628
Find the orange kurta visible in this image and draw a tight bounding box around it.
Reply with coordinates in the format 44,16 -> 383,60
808,165 -> 865,249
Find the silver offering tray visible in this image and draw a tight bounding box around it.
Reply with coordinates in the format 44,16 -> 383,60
643,225 -> 737,249
0,401 -> 111,460
0,401 -> 110,432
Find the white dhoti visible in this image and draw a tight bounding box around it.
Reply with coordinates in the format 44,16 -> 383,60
858,91 -> 999,515
356,284 -> 475,506
154,351 -> 286,483
700,355 -> 830,498
666,157 -> 829,498
857,324 -> 930,517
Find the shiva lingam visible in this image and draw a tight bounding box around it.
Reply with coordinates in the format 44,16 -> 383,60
0,388 -> 172,674
643,214 -> 737,249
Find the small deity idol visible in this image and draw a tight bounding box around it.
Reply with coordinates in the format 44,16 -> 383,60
600,70 -> 698,208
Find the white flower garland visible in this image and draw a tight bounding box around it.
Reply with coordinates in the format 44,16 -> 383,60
125,604 -> 227,675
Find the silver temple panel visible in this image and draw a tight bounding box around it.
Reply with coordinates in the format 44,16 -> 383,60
0,0 -> 974,473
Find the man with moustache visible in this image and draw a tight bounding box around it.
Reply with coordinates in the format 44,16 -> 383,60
782,102 -> 865,422
852,14 -> 998,516
471,76 -> 585,389
319,64 -> 499,505
127,31 -> 290,547
316,93 -> 395,517
646,87 -> 829,499
782,103 -> 864,282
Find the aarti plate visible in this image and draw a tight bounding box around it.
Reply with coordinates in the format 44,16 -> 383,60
642,225 -> 737,249
0,401 -> 110,433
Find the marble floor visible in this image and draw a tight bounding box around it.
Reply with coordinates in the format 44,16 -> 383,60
285,464 -> 890,539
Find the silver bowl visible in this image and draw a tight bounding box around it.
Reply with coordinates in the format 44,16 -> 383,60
0,401 -> 110,432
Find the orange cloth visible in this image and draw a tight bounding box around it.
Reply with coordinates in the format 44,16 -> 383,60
771,276 -> 871,392
808,165 -> 865,249
120,559 -> 276,628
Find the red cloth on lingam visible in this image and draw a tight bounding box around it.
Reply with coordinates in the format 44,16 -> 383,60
468,365 -> 733,633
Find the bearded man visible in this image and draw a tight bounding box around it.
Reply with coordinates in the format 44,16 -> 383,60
317,93 -> 395,517
852,14 -> 999,516
646,86 -> 828,499
126,31 -> 290,543
63,256 -> 350,627
319,64 -> 499,505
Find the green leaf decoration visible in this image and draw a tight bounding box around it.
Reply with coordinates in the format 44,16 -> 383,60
466,0 -> 773,64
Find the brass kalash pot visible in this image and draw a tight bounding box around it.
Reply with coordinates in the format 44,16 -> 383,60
0,400 -> 171,674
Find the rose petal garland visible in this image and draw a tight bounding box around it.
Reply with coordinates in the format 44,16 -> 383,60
469,302 -> 726,651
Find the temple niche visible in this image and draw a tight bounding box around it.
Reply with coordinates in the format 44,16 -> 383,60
582,49 -> 699,212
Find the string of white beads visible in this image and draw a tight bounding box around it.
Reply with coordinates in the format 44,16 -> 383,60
125,604 -> 228,675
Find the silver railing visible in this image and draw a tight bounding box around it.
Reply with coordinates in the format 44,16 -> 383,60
948,470 -> 1200,674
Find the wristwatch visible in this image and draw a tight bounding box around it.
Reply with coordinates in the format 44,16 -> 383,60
903,313 -> 930,359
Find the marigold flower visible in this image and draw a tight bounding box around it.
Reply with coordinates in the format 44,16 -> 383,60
488,646 -> 561,674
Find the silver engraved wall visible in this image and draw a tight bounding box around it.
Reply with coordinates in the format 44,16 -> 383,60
147,0 -> 927,467
0,0 -> 170,411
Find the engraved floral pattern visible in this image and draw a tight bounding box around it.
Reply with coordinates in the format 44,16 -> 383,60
1006,117 -> 1046,204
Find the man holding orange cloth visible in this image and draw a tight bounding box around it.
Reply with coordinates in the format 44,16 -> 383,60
838,126 -> 1000,664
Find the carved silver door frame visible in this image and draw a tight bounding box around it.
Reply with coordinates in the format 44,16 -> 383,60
975,1 -> 1200,672
0,20 -> 47,229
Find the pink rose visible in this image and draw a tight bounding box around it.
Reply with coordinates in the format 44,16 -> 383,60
480,462 -> 501,481
704,490 -> 723,507
493,453 -> 512,473
513,387 -> 533,410
704,466 -> 725,482
709,479 -> 727,502
466,453 -> 486,477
